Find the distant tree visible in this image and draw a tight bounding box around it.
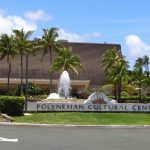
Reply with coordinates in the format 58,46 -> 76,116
13,29 -> 33,95
49,47 -> 83,75
0,34 -> 18,94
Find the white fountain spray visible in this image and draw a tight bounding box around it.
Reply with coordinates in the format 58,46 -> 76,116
46,71 -> 71,99
58,71 -> 71,98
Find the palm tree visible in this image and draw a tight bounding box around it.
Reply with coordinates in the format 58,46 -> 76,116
131,56 -> 150,101
49,47 -> 83,75
0,34 -> 18,94
102,47 -> 129,101
143,55 -> 150,83
102,47 -> 121,99
131,58 -> 145,101
40,28 -> 60,92
143,55 -> 150,73
0,34 -> 16,92
110,58 -> 129,101
102,47 -> 120,73
13,29 -> 33,96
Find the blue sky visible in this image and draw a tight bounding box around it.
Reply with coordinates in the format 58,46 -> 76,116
0,0 -> 150,68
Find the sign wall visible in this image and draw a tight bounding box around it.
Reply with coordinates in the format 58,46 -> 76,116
27,102 -> 150,112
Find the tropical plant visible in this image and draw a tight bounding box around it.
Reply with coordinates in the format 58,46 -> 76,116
143,55 -> 150,86
102,47 -> 120,72
102,47 -> 120,99
102,47 -> 129,102
131,56 -> 150,101
143,55 -> 150,75
110,57 -> 129,101
40,28 -> 60,91
14,82 -> 44,96
131,57 -> 146,101
0,34 -> 18,94
13,29 -> 33,95
49,47 -> 83,75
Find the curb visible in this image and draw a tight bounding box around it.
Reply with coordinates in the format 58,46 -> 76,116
0,122 -> 150,128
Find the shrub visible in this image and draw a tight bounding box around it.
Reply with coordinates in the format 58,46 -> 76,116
108,95 -> 150,103
122,84 -> 138,95
121,91 -> 130,96
0,96 -> 25,115
101,84 -> 113,95
28,95 -> 48,102
15,82 -> 44,96
78,88 -> 102,99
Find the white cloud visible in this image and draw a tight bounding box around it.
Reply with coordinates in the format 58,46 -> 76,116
58,29 -> 83,42
58,29 -> 101,42
0,10 -> 37,35
24,9 -> 53,21
8,15 -> 37,31
125,34 -> 150,68
125,35 -> 150,58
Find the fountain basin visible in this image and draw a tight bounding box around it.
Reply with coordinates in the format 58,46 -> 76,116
47,93 -> 60,99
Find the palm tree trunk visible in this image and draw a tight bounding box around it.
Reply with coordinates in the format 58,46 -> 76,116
119,77 -> 122,102
25,54 -> 28,112
20,50 -> 24,96
139,84 -> 142,103
7,62 -> 11,95
49,48 -> 53,93
117,85 -> 120,102
114,84 -> 117,100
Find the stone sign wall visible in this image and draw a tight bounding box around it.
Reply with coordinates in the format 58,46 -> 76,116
27,102 -> 150,112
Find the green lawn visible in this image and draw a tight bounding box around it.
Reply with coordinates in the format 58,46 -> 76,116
13,112 -> 150,125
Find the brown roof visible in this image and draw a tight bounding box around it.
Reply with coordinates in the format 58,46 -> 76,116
0,42 -> 121,86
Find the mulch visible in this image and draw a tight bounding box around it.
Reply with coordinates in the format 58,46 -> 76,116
40,98 -> 85,103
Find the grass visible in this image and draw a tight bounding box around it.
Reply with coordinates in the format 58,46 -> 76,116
13,112 -> 150,125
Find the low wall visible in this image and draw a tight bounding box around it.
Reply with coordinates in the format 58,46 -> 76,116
27,102 -> 150,112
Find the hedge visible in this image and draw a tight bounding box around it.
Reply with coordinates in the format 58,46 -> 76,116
109,95 -> 150,100
0,96 -> 25,115
109,96 -> 150,103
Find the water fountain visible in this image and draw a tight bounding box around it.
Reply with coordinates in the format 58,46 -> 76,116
58,71 -> 71,98
47,71 -> 71,99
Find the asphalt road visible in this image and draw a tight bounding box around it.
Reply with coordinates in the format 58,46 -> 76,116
0,125 -> 150,150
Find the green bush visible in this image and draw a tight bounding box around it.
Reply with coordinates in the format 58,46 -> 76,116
121,91 -> 130,96
109,95 -> 141,100
15,82 -> 44,96
78,88 -> 102,99
122,84 -> 138,95
0,96 -> 25,115
108,95 -> 150,103
101,84 -> 113,95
